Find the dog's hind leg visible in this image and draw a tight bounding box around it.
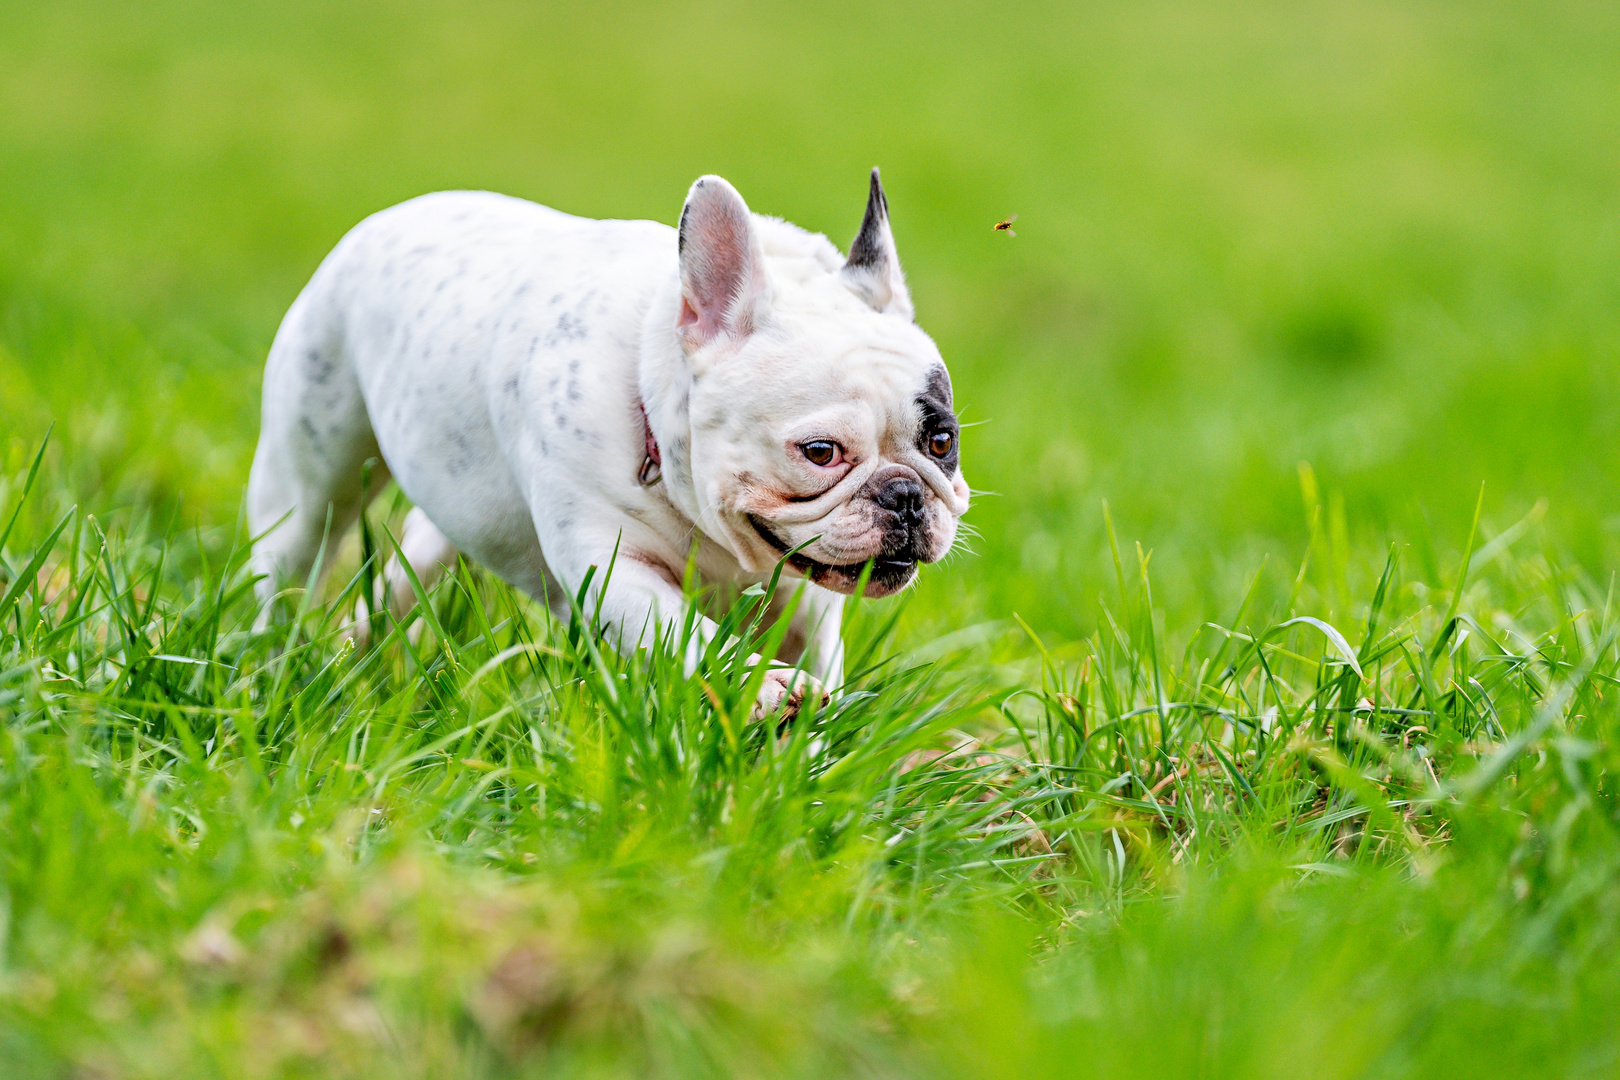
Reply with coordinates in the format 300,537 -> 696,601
344,508 -> 459,647
248,288 -> 388,626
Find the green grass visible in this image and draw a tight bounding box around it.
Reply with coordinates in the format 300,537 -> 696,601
5,1 -> 1620,1075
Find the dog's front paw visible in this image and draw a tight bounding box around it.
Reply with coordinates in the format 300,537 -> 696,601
750,668 -> 827,724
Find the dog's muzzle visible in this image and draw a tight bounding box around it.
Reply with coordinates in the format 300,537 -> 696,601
748,514 -> 923,597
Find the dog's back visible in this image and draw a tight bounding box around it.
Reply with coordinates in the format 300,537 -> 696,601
248,191 -> 672,611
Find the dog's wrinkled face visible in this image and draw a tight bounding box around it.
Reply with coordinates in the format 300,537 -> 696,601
672,171 -> 970,597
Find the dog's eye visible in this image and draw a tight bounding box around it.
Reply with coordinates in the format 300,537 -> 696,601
928,431 -> 954,458
800,440 -> 842,468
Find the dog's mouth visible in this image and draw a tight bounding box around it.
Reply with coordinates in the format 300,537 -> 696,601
748,515 -> 918,597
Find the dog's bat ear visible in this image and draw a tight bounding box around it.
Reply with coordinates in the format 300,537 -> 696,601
677,175 -> 771,348
842,168 -> 914,320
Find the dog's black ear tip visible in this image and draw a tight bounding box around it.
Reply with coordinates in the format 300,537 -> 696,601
866,168 -> 888,218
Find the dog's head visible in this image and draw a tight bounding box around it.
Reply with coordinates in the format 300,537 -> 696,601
670,170 -> 969,597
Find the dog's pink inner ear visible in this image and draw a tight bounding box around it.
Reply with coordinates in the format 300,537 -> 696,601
677,176 -> 766,345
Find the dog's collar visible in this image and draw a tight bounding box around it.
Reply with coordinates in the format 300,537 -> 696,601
637,402 -> 662,487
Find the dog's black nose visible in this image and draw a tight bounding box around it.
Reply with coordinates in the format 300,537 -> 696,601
874,476 -> 925,528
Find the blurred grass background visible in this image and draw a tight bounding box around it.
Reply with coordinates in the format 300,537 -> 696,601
5,0 -> 1619,638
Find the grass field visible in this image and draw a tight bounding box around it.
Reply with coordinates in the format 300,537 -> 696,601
5,1 -> 1620,1075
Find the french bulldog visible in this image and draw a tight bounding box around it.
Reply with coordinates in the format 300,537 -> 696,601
247,169 -> 970,714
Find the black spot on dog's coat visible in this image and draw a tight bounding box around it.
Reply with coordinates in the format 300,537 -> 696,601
305,348 -> 335,383
545,312 -> 588,347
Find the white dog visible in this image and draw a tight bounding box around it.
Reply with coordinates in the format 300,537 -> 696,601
248,170 -> 969,714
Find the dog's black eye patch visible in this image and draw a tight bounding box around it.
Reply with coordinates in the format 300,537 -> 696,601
914,367 -> 959,474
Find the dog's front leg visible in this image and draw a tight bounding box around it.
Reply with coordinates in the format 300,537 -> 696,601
781,584 -> 846,692
581,553 -> 716,670
562,546 -> 825,722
